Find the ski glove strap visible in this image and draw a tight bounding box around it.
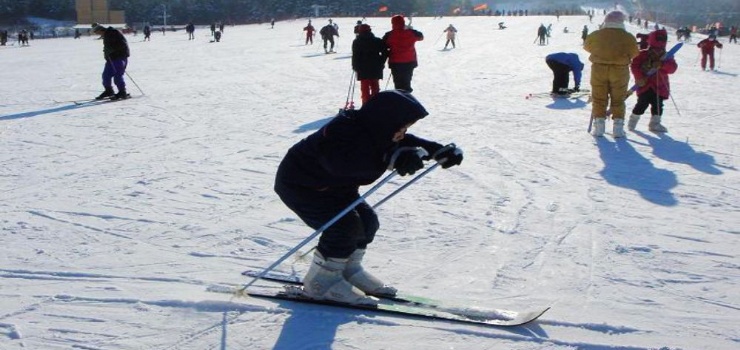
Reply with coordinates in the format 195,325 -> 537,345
389,147 -> 427,176
432,143 -> 464,169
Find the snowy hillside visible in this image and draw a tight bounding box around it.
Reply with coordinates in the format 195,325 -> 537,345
1,11 -> 738,350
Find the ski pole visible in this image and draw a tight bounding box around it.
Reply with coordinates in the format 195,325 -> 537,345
385,72 -> 393,90
237,170 -> 400,293
344,70 -> 355,109
125,71 -> 145,96
717,48 -> 722,69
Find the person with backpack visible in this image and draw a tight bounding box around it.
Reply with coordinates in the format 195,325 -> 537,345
319,20 -> 339,54
382,15 -> 424,92
627,29 -> 678,133
352,24 -> 388,104
273,90 -> 463,305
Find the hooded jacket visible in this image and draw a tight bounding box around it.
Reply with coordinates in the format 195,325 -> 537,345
275,91 -> 442,190
545,52 -> 584,86
382,15 -> 424,65
101,27 -> 129,60
584,12 -> 638,66
352,28 -> 387,80
630,29 -> 677,98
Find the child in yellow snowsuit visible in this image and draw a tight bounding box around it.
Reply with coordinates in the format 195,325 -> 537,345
584,11 -> 639,137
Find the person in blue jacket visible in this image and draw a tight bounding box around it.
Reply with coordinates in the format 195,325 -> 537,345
274,90 -> 463,305
545,52 -> 584,95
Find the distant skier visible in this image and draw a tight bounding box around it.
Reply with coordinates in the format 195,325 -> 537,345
353,20 -> 363,37
143,25 -> 151,41
628,29 -> 678,133
581,25 -> 588,44
320,20 -> 339,53
92,24 -> 130,100
214,30 -> 222,43
303,20 -> 315,45
729,26 -> 737,44
584,11 -> 639,137
697,34 -> 723,71
271,18 -> 275,29
382,15 -> 424,92
273,90 -> 463,305
443,24 -> 457,49
537,24 -> 548,45
545,52 -> 583,95
498,22 -> 506,30
185,22 -> 195,40
0,30 -> 7,45
352,24 -> 388,104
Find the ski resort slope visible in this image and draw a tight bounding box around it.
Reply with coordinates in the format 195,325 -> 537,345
1,11 -> 738,350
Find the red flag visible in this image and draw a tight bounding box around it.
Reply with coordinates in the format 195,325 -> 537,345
379,6 -> 388,12
474,4 -> 488,11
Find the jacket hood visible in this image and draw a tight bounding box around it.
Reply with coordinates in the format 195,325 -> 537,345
648,29 -> 667,49
357,90 -> 428,148
391,15 -> 406,30
603,11 -> 625,29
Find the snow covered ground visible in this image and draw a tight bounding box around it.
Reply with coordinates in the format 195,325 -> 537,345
1,11 -> 738,350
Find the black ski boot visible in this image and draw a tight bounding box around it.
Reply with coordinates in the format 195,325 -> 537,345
110,89 -> 130,101
95,87 -> 115,100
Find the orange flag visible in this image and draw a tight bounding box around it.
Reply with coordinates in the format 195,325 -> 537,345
379,6 -> 388,12
474,4 -> 488,11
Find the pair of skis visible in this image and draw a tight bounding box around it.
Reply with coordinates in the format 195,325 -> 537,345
216,270 -> 550,328
55,94 -> 133,106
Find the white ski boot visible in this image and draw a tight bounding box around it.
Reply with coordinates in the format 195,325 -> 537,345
303,251 -> 377,305
344,249 -> 398,297
591,118 -> 606,137
627,113 -> 641,131
613,118 -> 626,138
648,114 -> 668,133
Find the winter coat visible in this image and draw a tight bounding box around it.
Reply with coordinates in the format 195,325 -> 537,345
630,48 -> 678,98
545,52 -> 584,86
101,27 -> 129,60
304,25 -> 315,35
697,38 -> 723,54
382,16 -> 424,65
584,28 -> 639,66
352,31 -> 387,80
444,26 -> 457,40
275,91 -> 442,191
319,24 -> 338,39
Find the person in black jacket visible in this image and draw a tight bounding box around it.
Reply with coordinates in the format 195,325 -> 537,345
319,20 -> 339,53
92,24 -> 130,100
274,90 -> 463,305
352,24 -> 387,105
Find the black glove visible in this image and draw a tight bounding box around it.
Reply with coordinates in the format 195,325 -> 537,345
432,143 -> 463,169
390,147 -> 425,176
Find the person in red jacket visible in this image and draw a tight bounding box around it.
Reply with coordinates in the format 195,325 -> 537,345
303,20 -> 315,45
628,29 -> 678,133
382,15 -> 424,92
697,34 -> 723,71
